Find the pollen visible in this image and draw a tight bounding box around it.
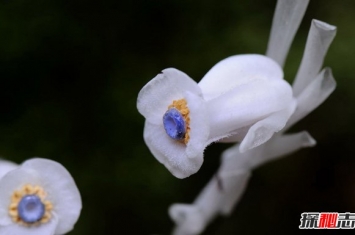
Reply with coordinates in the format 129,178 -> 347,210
168,99 -> 191,144
9,184 -> 53,227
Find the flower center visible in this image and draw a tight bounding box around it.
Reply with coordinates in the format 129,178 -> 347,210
18,195 -> 45,223
9,184 -> 53,226
163,99 -> 190,144
163,108 -> 186,140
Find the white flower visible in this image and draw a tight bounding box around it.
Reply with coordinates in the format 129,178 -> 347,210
0,158 -> 82,235
137,54 -> 294,178
169,0 -> 337,234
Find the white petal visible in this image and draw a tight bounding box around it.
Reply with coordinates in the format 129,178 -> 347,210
0,214 -> 58,235
292,20 -> 337,96
198,54 -> 283,101
21,158 -> 82,235
286,68 -> 336,130
144,122 -> 204,179
169,204 -> 205,235
207,78 -> 293,140
0,159 -> 18,179
249,131 -> 316,169
137,68 -> 202,124
239,99 -> 296,153
184,92 -> 209,158
0,167 -> 41,226
221,131 -> 316,171
216,125 -> 251,143
266,0 -> 309,67
220,141 -> 265,171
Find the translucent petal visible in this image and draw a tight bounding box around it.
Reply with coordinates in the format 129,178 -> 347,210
144,122 -> 204,179
239,99 -> 296,153
249,131 -> 316,169
0,214 -> 58,235
170,204 -> 205,235
221,141 -> 265,171
292,20 -> 337,96
207,78 -> 293,140
286,68 -> 336,130
0,159 -> 18,179
198,54 -> 283,101
216,125 -> 251,143
266,0 -> 309,66
221,131 -> 316,171
22,158 -> 82,235
184,92 -> 209,159
137,68 -> 202,124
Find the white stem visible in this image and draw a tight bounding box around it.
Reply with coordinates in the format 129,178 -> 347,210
292,20 -> 337,96
170,203 -> 206,235
266,0 -> 309,67
170,130 -> 315,235
170,170 -> 250,235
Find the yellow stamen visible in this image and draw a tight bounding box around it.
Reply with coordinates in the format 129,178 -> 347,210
168,99 -> 191,144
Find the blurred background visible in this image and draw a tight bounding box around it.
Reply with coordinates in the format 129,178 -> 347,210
0,0 -> 354,234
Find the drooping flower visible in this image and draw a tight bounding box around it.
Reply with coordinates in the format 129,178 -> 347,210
169,0 -> 337,234
138,54 -> 295,178
0,158 -> 82,235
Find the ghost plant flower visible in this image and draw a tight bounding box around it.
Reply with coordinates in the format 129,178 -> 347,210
169,0 -> 337,234
138,55 -> 295,178
0,158 -> 82,235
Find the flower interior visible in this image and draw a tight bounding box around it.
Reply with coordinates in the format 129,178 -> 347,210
163,99 -> 190,144
9,184 -> 53,226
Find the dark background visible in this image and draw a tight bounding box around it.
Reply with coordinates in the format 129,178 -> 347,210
0,0 -> 354,234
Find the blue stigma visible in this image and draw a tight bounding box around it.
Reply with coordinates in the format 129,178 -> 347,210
18,195 -> 45,223
163,108 -> 186,140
